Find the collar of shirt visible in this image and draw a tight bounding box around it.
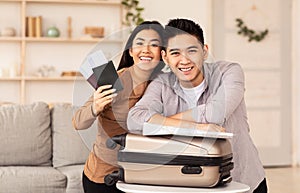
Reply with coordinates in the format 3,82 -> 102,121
171,63 -> 209,103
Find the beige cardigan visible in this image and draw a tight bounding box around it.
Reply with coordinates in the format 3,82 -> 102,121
72,66 -> 149,183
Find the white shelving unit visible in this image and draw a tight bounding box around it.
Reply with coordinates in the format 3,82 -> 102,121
0,0 -> 124,104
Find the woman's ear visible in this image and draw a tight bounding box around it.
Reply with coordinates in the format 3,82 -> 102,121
129,48 -> 133,57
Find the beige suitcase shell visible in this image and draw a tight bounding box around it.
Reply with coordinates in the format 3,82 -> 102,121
105,133 -> 233,187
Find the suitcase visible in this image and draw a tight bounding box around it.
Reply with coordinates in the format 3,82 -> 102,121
105,133 -> 233,187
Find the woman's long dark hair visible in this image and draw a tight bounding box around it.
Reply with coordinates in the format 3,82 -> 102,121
117,21 -> 165,76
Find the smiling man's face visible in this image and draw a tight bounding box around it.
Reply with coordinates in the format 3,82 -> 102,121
162,33 -> 208,88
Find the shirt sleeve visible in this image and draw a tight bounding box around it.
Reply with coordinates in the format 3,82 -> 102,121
193,63 -> 245,125
72,95 -> 97,130
127,78 -> 164,134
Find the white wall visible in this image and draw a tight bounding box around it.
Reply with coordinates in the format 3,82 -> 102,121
139,0 -> 300,165
140,0 -> 300,165
292,0 -> 300,166
139,0 -> 212,45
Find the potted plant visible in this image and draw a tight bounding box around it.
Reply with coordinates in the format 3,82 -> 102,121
121,0 -> 144,27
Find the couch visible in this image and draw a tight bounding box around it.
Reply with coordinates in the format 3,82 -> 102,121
0,102 -> 92,193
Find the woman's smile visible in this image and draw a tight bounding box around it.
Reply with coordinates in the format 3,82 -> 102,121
139,56 -> 153,63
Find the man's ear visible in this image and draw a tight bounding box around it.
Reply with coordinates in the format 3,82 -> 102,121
161,50 -> 168,65
203,44 -> 209,60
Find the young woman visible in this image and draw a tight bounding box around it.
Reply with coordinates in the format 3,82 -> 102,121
72,21 -> 165,193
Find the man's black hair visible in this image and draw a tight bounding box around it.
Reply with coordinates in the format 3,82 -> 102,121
164,18 -> 205,47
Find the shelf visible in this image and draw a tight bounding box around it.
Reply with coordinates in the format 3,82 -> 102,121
0,0 -> 22,2
24,0 -> 121,5
0,77 -> 22,81
24,76 -> 85,81
0,0 -> 123,104
24,37 -> 123,43
0,37 -> 123,43
0,37 -> 22,42
0,76 -> 85,81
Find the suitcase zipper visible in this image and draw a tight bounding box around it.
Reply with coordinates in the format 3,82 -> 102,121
118,151 -> 233,166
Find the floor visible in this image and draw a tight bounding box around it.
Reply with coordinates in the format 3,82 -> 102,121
265,166 -> 300,193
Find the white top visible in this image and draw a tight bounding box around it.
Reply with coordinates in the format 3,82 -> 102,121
181,80 -> 205,108
116,181 -> 250,193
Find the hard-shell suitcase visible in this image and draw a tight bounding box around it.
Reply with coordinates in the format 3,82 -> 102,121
105,133 -> 233,187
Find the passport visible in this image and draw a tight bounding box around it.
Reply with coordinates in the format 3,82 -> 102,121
79,50 -> 123,91
92,60 -> 123,92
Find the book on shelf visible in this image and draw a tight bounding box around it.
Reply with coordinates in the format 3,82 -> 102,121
26,16 -> 43,37
35,16 -> 42,37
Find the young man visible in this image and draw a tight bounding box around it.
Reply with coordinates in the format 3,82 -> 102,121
127,18 -> 267,193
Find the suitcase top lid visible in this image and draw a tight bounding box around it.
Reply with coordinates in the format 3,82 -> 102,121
143,123 -> 233,139
121,134 -> 232,158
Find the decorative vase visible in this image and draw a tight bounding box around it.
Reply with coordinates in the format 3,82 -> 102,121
46,26 -> 60,37
1,27 -> 16,37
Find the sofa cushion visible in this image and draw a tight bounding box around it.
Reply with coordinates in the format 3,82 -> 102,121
0,102 -> 52,166
51,103 -> 90,168
57,165 -> 85,193
0,166 -> 66,193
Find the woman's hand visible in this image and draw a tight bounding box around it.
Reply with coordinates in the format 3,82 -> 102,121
92,85 -> 117,116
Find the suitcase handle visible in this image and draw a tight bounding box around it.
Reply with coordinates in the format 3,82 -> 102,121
106,138 -> 117,149
181,166 -> 202,174
106,134 -> 127,149
104,170 -> 123,186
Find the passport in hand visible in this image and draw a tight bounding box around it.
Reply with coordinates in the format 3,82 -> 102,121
79,50 -> 123,91
92,60 -> 123,92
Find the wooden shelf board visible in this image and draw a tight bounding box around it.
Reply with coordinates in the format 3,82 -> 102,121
0,37 -> 22,42
0,0 -> 22,2
24,37 -> 123,43
0,77 -> 22,81
24,0 -> 121,5
24,76 -> 85,81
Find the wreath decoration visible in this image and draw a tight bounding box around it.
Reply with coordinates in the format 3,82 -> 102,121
236,18 -> 268,42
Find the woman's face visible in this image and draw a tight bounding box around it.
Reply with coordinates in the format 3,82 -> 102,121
129,29 -> 162,71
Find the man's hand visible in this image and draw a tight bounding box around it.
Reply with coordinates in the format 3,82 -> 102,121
196,123 -> 225,132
